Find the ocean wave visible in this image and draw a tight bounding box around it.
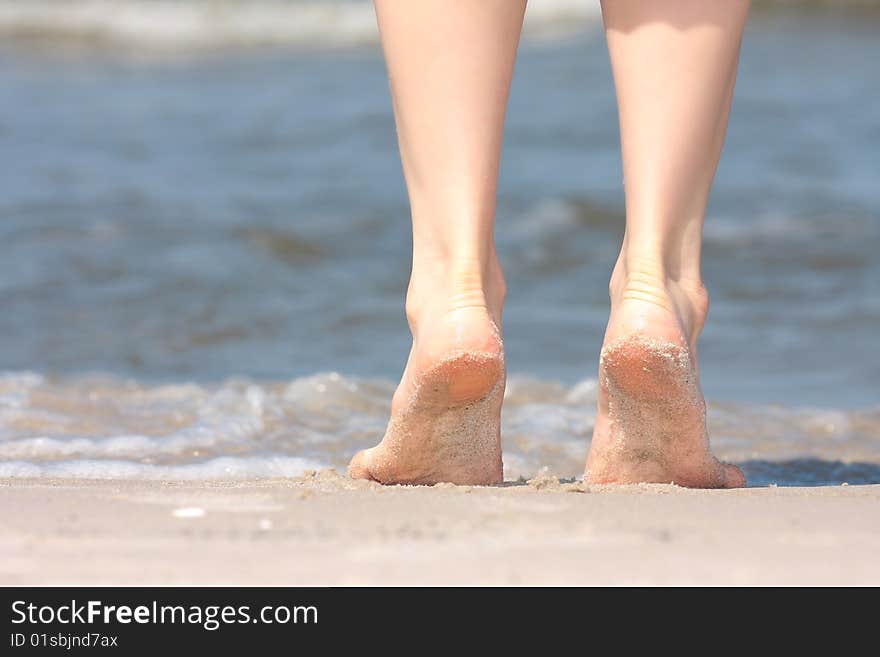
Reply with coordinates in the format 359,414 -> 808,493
507,198 -> 878,244
0,370 -> 878,484
0,0 -> 601,51
0,455 -> 323,479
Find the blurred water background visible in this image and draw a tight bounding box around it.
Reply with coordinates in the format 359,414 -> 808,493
0,0 -> 877,484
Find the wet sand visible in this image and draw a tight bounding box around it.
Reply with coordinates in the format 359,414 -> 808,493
1,472 -> 878,585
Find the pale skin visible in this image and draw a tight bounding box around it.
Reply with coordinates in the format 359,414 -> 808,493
349,0 -> 751,488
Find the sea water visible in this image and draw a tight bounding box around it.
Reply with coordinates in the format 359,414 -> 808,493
0,2 -> 877,485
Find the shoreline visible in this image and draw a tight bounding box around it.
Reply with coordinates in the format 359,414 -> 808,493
2,472 -> 878,585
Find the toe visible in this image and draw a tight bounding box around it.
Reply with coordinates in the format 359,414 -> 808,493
348,448 -> 376,481
721,462 -> 746,488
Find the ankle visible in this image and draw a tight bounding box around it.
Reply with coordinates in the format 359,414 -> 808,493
610,250 -> 673,309
406,255 -> 505,329
613,238 -> 704,291
405,257 -> 505,371
610,246 -> 709,332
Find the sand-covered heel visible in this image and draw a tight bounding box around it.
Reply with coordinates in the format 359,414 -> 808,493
414,350 -> 505,408
349,347 -> 506,486
599,335 -> 694,403
390,351 -> 505,485
589,332 -> 745,488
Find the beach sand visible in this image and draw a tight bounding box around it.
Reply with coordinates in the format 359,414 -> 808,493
2,472 -> 878,586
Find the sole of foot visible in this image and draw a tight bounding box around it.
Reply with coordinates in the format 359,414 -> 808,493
348,310 -> 505,486
585,293 -> 746,489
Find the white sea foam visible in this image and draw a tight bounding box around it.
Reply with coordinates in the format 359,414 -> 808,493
0,455 -> 324,479
0,370 -> 878,483
0,0 -> 601,51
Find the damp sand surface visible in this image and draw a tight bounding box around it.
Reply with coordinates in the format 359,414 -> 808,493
2,473 -> 879,585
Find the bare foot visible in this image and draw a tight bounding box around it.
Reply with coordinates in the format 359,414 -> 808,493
585,265 -> 745,488
349,270 -> 505,486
